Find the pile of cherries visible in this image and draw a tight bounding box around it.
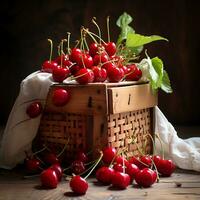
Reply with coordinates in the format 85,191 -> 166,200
24,146 -> 175,195
41,19 -> 142,85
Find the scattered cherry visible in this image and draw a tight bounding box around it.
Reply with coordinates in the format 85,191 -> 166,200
70,175 -> 88,195
44,153 -> 59,165
50,164 -> 63,182
96,166 -> 114,185
102,147 -> 117,164
52,88 -> 70,106
26,102 -> 42,118
71,160 -> 85,175
25,158 -> 41,172
157,159 -> 176,177
111,171 -> 130,189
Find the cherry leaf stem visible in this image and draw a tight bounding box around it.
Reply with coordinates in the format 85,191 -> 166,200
155,133 -> 165,159
107,16 -> 110,42
84,151 -> 103,180
83,28 -> 98,44
92,18 -> 102,45
47,39 -> 53,62
67,32 -> 71,54
32,146 -> 47,156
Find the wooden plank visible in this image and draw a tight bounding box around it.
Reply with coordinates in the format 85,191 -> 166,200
108,83 -> 158,114
45,84 -> 108,115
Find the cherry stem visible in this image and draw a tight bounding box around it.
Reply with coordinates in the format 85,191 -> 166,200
32,146 -> 47,156
60,40 -> 64,68
57,140 -> 69,158
83,37 -> 89,51
87,31 -> 106,44
19,98 -> 45,106
92,18 -> 102,45
151,159 -> 160,182
47,39 -> 53,62
155,133 -> 164,160
84,151 -> 103,180
122,151 -> 125,174
83,28 -> 98,44
67,32 -> 71,54
107,16 -> 110,42
144,133 -> 156,156
23,174 -> 40,179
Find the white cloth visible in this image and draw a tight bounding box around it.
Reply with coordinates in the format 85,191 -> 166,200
0,71 -> 200,171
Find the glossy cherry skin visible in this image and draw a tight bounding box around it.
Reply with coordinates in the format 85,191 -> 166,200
139,155 -> 152,169
107,65 -> 124,82
42,60 -> 58,73
40,168 -> 58,189
52,88 -> 70,106
70,175 -> 88,195
92,66 -> 107,82
54,54 -> 68,65
110,55 -> 124,68
125,163 -> 140,182
52,66 -> 70,83
69,48 -> 82,63
104,42 -> 116,56
113,163 -> 124,172
25,158 -> 41,172
152,155 -> 162,167
102,147 -> 117,164
93,53 -> 109,66
125,64 -> 142,81
129,156 -> 142,168
44,153 -> 59,165
111,171 -> 130,189
26,102 -> 42,118
71,160 -> 85,175
89,43 -> 99,57
75,151 -> 88,163
69,64 -> 81,75
77,54 -> 93,69
75,68 -> 94,84
135,168 -> 156,187
157,159 -> 176,177
96,166 -> 114,185
50,164 -> 63,182
63,59 -> 74,68
114,156 -> 129,167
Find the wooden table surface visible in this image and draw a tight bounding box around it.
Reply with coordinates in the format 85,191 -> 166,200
0,168 -> 200,200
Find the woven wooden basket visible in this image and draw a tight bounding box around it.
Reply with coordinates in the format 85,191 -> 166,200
35,81 -> 157,162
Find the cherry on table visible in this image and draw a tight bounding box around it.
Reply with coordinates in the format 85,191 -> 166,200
26,102 -> 42,118
25,158 -> 41,172
113,163 -> 124,172
102,147 -> 117,164
44,153 -> 59,165
139,155 -> 152,169
114,156 -> 129,167
75,151 -> 88,163
96,166 -> 114,185
40,168 -> 58,189
125,163 -> 140,182
70,175 -> 88,195
50,164 -> 63,182
157,159 -> 176,177
111,171 -> 130,189
75,68 -> 94,84
71,160 -> 85,175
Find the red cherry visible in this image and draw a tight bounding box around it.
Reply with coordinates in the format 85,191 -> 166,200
157,159 -> 176,177
25,158 -> 41,172
129,156 -> 142,168
75,151 -> 88,163
44,153 -> 59,165
69,64 -> 81,75
152,155 -> 162,167
52,88 -> 70,106
96,166 -> 114,185
93,53 -> 109,66
92,66 -> 107,82
63,59 -> 74,67
120,65 -> 129,74
70,48 -> 82,63
75,68 -> 94,84
89,43 -> 99,57
102,62 -> 115,71
52,66 -> 70,83
54,54 -> 68,65
125,163 -> 140,182
104,42 -> 116,56
40,168 -> 58,189
77,54 -> 93,69
107,65 -> 124,82
111,171 -> 130,189
135,168 -> 155,187
26,102 -> 42,118
125,64 -> 142,81
102,147 -> 117,164
139,155 -> 152,169
71,160 -> 85,175
110,55 -> 124,68
70,175 -> 88,195
113,163 -> 124,172
50,164 -> 63,182
42,61 -> 58,73
114,156 -> 129,167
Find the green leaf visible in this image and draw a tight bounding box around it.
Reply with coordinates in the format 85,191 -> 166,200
151,57 -> 164,88
126,33 -> 168,47
129,46 -> 144,56
116,12 -> 135,45
161,70 -> 173,93
116,12 -> 133,28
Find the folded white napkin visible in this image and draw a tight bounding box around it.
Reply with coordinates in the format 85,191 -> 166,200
0,71 -> 200,171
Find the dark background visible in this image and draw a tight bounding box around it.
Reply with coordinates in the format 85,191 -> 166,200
0,0 -> 200,127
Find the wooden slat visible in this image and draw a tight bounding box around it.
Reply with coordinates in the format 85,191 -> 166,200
45,84 -> 108,115
108,83 -> 158,114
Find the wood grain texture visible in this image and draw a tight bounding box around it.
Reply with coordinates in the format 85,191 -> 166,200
0,169 -> 200,200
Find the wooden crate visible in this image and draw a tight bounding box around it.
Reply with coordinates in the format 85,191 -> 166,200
35,81 -> 157,161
